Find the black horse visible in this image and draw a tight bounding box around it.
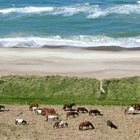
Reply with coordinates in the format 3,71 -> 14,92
107,120 -> 118,129
63,103 -> 75,111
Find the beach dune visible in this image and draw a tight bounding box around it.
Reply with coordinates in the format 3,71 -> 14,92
0,48 -> 140,79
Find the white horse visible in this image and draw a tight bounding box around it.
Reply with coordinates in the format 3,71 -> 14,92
15,118 -> 27,125
46,114 -> 59,121
125,106 -> 135,114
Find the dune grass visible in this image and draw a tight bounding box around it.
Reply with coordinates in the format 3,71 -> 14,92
0,75 -> 139,105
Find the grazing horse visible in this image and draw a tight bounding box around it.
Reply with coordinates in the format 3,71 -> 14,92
89,109 -> 103,116
53,120 -> 68,128
66,111 -> 79,118
77,107 -> 88,113
41,108 -> 56,116
46,114 -> 59,121
63,103 -> 75,111
125,106 -> 135,114
29,103 -> 39,111
15,118 -> 27,125
79,121 -> 94,130
107,120 -> 118,129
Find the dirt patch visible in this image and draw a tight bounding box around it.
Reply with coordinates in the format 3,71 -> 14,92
0,105 -> 140,140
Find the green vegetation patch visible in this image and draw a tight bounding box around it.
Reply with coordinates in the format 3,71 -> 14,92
0,75 -> 140,105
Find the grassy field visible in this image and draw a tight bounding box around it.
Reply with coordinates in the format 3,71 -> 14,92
0,75 -> 139,105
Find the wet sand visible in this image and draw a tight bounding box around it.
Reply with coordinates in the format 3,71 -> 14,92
0,47 -> 140,79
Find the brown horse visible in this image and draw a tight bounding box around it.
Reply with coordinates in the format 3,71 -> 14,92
53,120 -> 68,128
66,111 -> 79,118
63,103 -> 76,111
77,107 -> 88,113
79,121 -> 94,130
29,103 -> 39,111
89,109 -> 103,116
41,108 -> 56,116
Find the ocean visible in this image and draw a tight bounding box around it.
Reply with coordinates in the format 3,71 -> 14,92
0,0 -> 140,48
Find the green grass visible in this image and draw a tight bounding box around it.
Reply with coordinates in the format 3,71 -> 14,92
0,75 -> 140,105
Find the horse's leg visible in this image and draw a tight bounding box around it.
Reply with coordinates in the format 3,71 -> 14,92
90,123 -> 94,129
46,115 -> 48,121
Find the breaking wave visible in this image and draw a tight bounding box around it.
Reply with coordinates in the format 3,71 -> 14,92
0,2 -> 140,18
0,35 -> 140,48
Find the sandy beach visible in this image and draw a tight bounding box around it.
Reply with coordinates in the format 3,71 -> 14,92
1,105 -> 140,140
0,47 -> 140,79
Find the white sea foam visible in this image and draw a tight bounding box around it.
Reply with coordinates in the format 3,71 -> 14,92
0,3 -> 140,18
0,36 -> 140,48
88,4 -> 140,18
0,6 -> 54,14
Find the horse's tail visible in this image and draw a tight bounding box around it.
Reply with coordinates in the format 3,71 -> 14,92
65,123 -> 68,127
46,115 -> 48,121
79,124 -> 82,130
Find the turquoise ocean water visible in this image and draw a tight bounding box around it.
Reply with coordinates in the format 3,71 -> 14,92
0,0 -> 140,48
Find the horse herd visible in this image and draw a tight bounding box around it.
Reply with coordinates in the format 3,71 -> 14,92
1,103 -> 140,131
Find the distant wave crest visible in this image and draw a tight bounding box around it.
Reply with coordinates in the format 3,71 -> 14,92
0,35 -> 140,48
0,2 -> 140,18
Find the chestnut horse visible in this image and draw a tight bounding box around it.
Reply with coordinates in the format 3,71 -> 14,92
77,107 -> 88,113
79,121 -> 94,130
89,109 -> 103,116
63,103 -> 75,111
41,108 -> 56,116
29,103 -> 39,111
66,111 -> 79,118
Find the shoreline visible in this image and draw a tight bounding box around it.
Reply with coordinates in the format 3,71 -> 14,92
0,47 -> 140,79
